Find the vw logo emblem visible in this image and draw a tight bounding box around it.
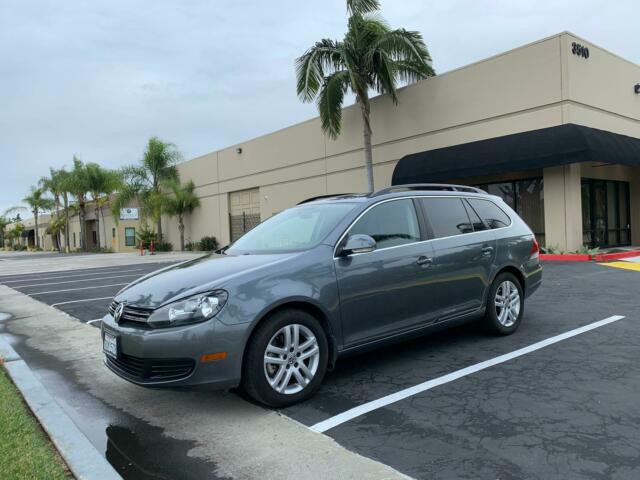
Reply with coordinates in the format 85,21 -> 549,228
114,303 -> 125,323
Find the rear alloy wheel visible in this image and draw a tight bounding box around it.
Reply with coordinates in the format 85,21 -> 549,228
242,309 -> 328,407
484,272 -> 524,335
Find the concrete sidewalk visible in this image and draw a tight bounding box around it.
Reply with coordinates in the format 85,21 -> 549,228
0,285 -> 408,480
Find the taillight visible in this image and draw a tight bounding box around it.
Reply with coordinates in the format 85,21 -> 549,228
530,237 -> 540,259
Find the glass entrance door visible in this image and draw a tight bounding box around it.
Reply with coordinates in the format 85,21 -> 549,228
582,179 -> 631,248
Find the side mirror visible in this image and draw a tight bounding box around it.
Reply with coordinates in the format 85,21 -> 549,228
339,234 -> 376,256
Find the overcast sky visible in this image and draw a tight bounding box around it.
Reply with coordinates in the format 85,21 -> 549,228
1,0 -> 638,215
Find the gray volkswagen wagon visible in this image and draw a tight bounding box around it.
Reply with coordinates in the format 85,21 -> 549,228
102,184 -> 542,407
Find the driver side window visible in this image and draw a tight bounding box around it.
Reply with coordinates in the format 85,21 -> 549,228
349,199 -> 421,250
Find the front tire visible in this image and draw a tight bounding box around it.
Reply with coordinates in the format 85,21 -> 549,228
242,309 -> 328,408
484,272 -> 524,335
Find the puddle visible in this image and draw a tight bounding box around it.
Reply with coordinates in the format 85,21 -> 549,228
4,324 -> 228,480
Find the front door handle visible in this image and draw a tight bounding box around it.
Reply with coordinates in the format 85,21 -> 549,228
481,245 -> 494,256
416,255 -> 433,266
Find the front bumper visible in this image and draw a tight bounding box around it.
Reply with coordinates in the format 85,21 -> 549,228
101,311 -> 249,390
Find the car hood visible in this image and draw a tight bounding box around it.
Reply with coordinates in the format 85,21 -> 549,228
114,252 -> 297,308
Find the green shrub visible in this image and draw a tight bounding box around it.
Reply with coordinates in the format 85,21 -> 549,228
154,242 -> 173,252
184,241 -> 196,251
12,244 -> 27,251
198,236 -> 219,251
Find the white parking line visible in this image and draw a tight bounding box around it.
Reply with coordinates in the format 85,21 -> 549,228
30,283 -> 129,295
51,297 -> 113,307
15,273 -> 143,288
311,315 -> 627,433
1,268 -> 145,284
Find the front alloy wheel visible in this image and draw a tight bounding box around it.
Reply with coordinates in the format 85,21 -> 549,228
263,324 -> 320,394
242,309 -> 328,407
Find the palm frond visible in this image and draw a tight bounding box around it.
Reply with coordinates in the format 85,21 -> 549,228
317,70 -> 350,139
346,0 -> 380,16
295,39 -> 344,102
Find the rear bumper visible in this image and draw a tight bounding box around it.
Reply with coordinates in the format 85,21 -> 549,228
101,311 -> 248,390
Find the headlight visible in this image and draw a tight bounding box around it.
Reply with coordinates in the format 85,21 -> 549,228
147,290 -> 228,328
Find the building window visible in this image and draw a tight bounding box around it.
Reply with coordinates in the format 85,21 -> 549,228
112,227 -> 116,238
125,227 -> 136,247
476,178 -> 545,245
73,232 -> 76,247
581,179 -> 630,248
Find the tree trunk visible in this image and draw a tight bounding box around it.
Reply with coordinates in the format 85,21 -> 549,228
55,197 -> 62,253
179,217 -> 184,251
79,203 -> 86,250
360,99 -> 375,193
34,210 -> 39,249
101,207 -> 107,251
63,194 -> 70,253
157,218 -> 163,244
95,206 -> 101,249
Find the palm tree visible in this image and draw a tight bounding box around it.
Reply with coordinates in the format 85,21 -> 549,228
23,187 -> 54,249
296,0 -> 434,192
113,137 -> 180,241
39,167 -> 67,252
86,163 -> 122,249
162,179 -> 200,251
0,207 -> 26,249
68,157 -> 91,250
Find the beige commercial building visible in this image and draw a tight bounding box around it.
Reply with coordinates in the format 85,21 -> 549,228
160,32 -> 638,251
9,202 -> 141,253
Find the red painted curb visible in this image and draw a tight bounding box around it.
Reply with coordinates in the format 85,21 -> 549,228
593,251 -> 640,262
539,253 -> 592,262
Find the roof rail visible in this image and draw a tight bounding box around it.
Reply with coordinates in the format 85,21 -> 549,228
297,193 -> 359,205
371,184 -> 486,197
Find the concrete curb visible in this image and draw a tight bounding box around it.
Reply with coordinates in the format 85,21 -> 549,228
0,331 -> 122,480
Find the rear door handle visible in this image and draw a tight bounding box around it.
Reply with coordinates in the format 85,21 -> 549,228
416,255 -> 433,266
481,246 -> 494,256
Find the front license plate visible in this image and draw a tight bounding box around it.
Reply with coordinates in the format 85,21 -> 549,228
103,332 -> 118,358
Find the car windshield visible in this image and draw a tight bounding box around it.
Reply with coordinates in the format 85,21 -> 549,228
228,202 -> 356,254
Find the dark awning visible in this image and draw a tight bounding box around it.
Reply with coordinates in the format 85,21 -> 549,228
392,123 -> 640,185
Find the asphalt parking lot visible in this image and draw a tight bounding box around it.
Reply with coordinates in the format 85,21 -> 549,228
0,262 -> 179,327
2,259 -> 640,479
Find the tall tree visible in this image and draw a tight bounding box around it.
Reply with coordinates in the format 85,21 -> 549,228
86,163 -> 122,249
162,179 -> 200,251
22,187 -> 54,249
114,137 -> 180,241
296,0 -> 434,192
0,207 -> 26,249
39,167 -> 66,252
68,157 -> 91,250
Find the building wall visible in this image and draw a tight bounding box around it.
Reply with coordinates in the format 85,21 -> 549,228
166,32 -> 639,251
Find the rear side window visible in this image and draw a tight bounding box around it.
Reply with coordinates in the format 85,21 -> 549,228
467,198 -> 511,229
349,199 -> 420,249
420,198 -> 473,238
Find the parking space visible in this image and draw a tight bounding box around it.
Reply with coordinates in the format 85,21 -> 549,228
0,263 -> 178,326
283,262 -> 640,479
2,259 -> 640,479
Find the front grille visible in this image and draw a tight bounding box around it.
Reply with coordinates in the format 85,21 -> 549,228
106,353 -> 195,381
109,301 -> 153,326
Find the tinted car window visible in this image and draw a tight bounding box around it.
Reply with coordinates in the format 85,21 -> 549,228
349,199 -> 420,249
467,198 -> 511,229
463,200 -> 488,231
420,198 -> 473,238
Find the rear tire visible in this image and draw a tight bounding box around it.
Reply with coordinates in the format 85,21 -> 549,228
242,309 -> 328,408
483,272 -> 524,335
